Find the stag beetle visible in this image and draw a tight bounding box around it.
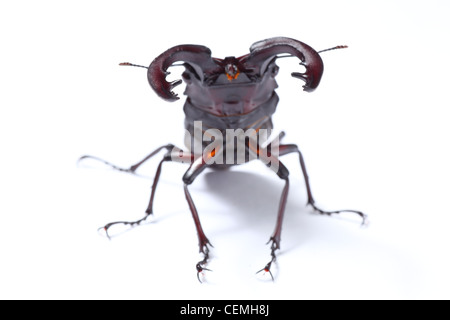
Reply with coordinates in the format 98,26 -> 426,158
80,37 -> 366,282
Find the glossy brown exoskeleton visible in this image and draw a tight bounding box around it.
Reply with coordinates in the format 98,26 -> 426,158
80,37 -> 365,282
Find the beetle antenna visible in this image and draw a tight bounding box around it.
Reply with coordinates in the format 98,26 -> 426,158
318,45 -> 348,54
119,62 -> 186,69
119,62 -> 148,69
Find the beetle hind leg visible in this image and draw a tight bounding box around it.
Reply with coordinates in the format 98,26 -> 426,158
309,204 -> 367,225
99,216 -> 150,239
277,144 -> 367,225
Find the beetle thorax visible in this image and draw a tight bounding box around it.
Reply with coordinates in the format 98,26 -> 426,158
182,60 -> 279,117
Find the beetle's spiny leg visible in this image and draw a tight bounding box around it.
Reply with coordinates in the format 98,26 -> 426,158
256,214 -> 283,281
196,243 -> 212,283
77,155 -> 135,173
253,153 -> 289,282
94,145 -> 194,239
182,154 -> 215,283
99,215 -> 151,239
256,263 -> 274,281
185,182 -> 213,283
78,144 -> 176,174
98,153 -> 171,238
276,144 -> 367,225
257,237 -> 279,281
309,204 -> 368,226
126,144 -> 176,173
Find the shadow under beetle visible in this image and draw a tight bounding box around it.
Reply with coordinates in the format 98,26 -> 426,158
80,37 -> 366,282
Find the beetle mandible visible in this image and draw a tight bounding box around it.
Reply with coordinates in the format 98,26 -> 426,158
80,37 -> 366,282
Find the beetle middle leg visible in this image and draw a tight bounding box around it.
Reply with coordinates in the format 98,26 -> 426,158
78,144 -> 176,173
80,145 -> 194,238
99,152 -> 173,238
182,146 -> 226,282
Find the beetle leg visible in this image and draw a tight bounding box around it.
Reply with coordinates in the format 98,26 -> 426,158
183,154 -> 218,283
245,138 -> 290,280
277,144 -> 367,224
98,146 -> 194,238
78,144 -> 176,173
126,144 -> 177,173
257,173 -> 290,281
185,183 -> 213,283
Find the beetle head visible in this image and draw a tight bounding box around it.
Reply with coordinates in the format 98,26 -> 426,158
224,58 -> 240,81
203,56 -> 254,85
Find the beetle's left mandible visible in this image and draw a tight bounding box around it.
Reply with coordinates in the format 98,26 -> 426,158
147,45 -> 220,101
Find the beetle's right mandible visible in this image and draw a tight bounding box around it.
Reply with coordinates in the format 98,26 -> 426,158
243,37 -> 324,92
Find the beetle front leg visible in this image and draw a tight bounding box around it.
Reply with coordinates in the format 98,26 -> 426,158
255,155 -> 291,281
183,156 -> 214,283
185,184 -> 213,283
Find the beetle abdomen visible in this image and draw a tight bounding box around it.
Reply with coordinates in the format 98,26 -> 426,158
183,92 -> 278,158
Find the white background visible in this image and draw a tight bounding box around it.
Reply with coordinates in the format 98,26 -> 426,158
1,0 -> 449,300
